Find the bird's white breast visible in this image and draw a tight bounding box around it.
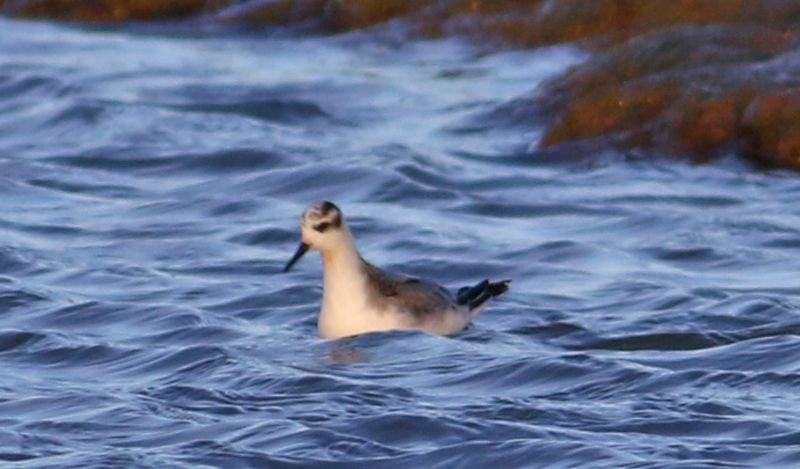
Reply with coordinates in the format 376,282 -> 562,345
318,247 -> 409,339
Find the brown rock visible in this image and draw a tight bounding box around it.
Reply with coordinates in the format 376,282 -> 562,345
220,0 -> 327,28
324,0 -> 426,31
4,0 -> 799,47
743,91 -> 800,168
4,0 -> 225,22
531,24 -> 800,168
669,90 -> 753,157
542,82 -> 679,148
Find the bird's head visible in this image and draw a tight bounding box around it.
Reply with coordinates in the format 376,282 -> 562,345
283,201 -> 345,272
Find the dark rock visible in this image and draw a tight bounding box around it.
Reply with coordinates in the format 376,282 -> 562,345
533,25 -> 800,168
0,0 -> 228,22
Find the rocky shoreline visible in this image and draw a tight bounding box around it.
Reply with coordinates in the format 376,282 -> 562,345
5,0 -> 800,169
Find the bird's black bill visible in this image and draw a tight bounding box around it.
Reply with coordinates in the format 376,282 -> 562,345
283,242 -> 310,272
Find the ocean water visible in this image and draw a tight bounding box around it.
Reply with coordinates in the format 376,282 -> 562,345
2,17 -> 800,468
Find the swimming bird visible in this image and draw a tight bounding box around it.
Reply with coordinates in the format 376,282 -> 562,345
283,201 -> 510,339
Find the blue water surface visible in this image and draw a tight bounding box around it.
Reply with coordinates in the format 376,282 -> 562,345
2,17 -> 800,468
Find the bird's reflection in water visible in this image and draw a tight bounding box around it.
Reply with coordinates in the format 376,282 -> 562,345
327,338 -> 368,364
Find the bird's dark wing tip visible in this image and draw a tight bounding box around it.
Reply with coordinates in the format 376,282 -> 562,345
457,278 -> 512,305
488,279 -> 511,297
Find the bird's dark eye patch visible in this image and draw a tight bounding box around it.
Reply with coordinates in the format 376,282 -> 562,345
313,222 -> 331,233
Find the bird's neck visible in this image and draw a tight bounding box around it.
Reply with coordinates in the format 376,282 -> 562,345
320,228 -> 361,277
322,230 -> 367,320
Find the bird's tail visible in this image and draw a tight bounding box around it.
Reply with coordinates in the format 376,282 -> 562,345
457,279 -> 511,317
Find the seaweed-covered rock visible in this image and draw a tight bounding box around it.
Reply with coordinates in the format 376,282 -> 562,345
533,25 -> 800,168
0,0 -> 227,22
743,90 -> 800,168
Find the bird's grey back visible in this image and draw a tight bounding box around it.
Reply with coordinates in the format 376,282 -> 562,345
360,260 -> 456,322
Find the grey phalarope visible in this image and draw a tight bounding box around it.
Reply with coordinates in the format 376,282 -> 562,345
284,201 -> 510,339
